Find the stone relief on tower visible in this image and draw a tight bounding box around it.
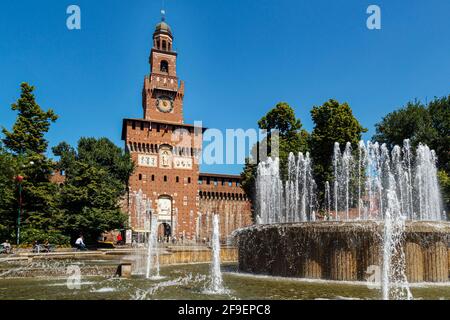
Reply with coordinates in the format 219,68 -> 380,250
173,156 -> 193,169
159,146 -> 172,169
138,154 -> 157,167
157,197 -> 172,221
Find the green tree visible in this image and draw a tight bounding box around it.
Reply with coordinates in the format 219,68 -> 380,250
241,102 -> 309,220
373,95 -> 450,211
373,101 -> 436,150
1,83 -> 65,244
258,102 -> 310,177
428,96 -> 450,173
310,99 -> 367,202
53,138 -> 134,242
240,158 -> 258,212
58,163 -> 127,243
0,145 -> 16,241
437,170 -> 450,216
76,137 -> 135,184
2,83 -> 57,155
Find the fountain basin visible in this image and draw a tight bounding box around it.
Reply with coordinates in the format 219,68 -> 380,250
235,221 -> 450,283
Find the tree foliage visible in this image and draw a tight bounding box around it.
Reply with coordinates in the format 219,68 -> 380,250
241,102 -> 309,220
310,99 -> 367,201
0,145 -> 16,241
373,95 -> 450,210
53,138 -> 134,242
1,83 -> 65,244
373,101 -> 435,150
2,83 -> 57,155
0,83 -> 133,245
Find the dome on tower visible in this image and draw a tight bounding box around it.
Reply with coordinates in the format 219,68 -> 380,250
154,20 -> 172,37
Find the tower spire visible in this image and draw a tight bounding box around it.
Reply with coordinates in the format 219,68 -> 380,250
161,0 -> 166,21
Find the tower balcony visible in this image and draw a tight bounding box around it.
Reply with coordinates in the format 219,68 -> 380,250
146,74 -> 179,92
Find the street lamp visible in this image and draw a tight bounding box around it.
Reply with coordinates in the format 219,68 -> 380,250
15,175 -> 24,246
15,160 -> 34,246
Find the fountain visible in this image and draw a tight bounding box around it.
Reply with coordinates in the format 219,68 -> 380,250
127,192 -> 162,279
146,214 -> 161,279
205,214 -> 226,294
236,140 -> 449,300
130,190 -> 148,275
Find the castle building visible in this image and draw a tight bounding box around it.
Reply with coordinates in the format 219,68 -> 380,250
121,17 -> 253,243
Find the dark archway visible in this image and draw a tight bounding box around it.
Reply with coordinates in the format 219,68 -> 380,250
158,222 -> 171,243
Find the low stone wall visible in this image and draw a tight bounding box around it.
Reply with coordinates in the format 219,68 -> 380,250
235,221 -> 450,283
159,247 -> 237,266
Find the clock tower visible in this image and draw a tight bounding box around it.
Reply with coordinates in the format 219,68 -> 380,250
121,13 -> 253,245
142,15 -> 184,123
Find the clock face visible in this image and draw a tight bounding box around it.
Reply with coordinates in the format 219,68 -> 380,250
156,95 -> 173,113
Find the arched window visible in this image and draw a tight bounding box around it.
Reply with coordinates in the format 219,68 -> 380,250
160,60 -> 169,73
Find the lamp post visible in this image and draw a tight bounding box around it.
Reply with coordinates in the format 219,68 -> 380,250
16,175 -> 24,246
15,161 -> 33,246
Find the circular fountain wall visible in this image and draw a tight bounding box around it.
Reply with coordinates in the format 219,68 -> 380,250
236,221 -> 450,283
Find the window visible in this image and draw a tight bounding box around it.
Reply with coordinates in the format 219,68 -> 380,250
176,176 -> 179,183
140,122 -> 144,130
132,121 -> 136,130
188,177 -> 191,184
164,175 -> 167,182
138,174 -> 142,181
151,175 -> 155,181
160,60 -> 169,73
162,40 -> 167,51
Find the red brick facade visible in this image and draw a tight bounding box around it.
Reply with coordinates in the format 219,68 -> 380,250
122,19 -> 253,243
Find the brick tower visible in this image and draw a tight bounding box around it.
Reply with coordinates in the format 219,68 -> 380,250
142,16 -> 184,123
122,15 -> 202,243
122,15 -> 252,244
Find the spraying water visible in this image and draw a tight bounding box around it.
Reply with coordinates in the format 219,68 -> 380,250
381,184 -> 413,300
255,139 -> 444,300
131,190 -> 151,275
146,215 -> 161,279
206,214 -> 226,294
257,153 -> 316,224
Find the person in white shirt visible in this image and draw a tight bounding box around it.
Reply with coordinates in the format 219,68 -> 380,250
1,240 -> 12,254
75,235 -> 87,251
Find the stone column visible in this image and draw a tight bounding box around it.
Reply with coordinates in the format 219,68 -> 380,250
302,242 -> 323,279
448,247 -> 450,277
329,239 -> 357,281
357,236 -> 381,281
423,241 -> 448,282
405,241 -> 424,283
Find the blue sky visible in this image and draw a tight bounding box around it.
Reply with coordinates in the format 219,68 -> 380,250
1,0 -> 449,175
